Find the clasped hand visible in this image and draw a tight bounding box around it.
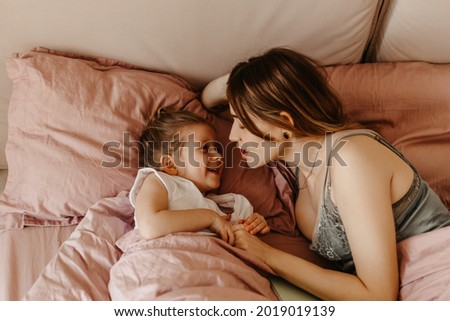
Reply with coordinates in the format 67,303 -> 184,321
209,212 -> 270,245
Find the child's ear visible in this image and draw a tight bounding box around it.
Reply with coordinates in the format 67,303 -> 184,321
160,155 -> 178,176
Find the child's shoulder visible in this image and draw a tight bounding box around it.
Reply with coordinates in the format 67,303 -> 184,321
137,168 -> 168,190
130,168 -> 167,207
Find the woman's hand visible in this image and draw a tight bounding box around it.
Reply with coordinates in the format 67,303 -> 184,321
232,225 -> 272,263
238,212 -> 270,235
209,214 -> 235,245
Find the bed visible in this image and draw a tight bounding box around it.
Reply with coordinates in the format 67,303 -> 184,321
1,0 -> 449,301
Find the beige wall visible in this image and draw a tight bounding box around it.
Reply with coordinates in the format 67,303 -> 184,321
2,0 -> 450,170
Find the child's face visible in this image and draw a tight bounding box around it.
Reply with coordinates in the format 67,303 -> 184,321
176,123 -> 223,194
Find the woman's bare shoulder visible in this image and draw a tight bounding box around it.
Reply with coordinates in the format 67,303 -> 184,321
330,131 -> 390,162
329,131 -> 394,180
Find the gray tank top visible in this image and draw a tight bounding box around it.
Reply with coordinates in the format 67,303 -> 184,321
308,129 -> 450,273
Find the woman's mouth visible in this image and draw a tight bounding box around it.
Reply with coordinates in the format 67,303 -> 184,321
240,149 -> 248,160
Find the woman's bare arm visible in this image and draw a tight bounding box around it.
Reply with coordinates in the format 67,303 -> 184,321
233,235 -> 382,300
200,73 -> 229,109
234,137 -> 399,300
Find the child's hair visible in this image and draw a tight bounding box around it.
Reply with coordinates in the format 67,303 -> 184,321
227,47 -> 360,139
140,109 -> 208,168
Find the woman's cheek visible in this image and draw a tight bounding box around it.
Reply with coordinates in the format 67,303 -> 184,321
245,149 -> 268,168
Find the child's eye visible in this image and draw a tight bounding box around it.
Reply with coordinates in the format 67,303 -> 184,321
201,144 -> 212,153
202,143 -> 222,155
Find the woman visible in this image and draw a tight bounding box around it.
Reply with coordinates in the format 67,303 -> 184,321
201,48 -> 450,300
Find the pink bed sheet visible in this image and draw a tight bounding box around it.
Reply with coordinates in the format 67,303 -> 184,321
0,225 -> 75,300
398,225 -> 450,300
24,192 -> 133,300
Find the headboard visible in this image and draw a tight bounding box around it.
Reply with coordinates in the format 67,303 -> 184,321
1,0 -> 450,170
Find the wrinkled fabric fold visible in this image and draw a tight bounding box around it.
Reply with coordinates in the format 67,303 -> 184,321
398,226 -> 450,300
110,231 -> 277,301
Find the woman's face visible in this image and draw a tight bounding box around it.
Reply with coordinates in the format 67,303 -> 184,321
228,107 -> 288,168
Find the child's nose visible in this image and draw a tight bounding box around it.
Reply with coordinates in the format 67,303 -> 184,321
209,152 -> 223,160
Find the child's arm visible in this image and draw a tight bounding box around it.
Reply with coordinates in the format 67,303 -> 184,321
135,173 -> 235,244
238,212 -> 270,235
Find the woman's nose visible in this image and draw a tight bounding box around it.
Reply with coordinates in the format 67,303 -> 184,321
228,125 -> 239,142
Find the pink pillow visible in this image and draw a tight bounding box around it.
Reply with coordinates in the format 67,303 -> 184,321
0,48 -> 296,235
326,62 -> 450,209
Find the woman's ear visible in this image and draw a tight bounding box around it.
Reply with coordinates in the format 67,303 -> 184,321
159,155 -> 178,176
279,111 -> 295,127
279,111 -> 295,140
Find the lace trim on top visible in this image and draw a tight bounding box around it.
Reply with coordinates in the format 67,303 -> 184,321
310,185 -> 350,262
392,172 -> 421,217
310,172 -> 421,263
309,130 -> 421,266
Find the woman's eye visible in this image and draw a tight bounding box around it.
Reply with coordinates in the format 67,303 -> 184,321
235,121 -> 245,129
233,119 -> 243,129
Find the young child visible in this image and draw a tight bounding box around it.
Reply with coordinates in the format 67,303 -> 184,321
129,109 -> 270,245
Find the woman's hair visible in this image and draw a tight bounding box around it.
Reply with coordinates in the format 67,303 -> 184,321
140,109 -> 208,168
227,47 -> 360,138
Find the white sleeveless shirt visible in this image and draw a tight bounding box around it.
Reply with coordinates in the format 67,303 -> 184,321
129,168 -> 253,232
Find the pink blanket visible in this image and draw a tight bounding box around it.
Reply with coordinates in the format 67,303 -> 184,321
109,231 -> 277,300
398,225 -> 450,300
25,193 -> 133,300
25,193 -> 277,300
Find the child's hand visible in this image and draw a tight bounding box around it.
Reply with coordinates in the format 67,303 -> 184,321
210,214 -> 235,245
238,213 -> 270,235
